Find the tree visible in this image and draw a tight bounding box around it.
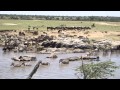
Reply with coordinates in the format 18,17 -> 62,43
75,60 -> 119,79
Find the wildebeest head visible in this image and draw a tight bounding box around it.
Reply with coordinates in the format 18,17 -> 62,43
59,59 -> 63,63
38,60 -> 42,64
10,62 -> 14,66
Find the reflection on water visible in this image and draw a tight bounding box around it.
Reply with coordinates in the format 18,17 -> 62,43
0,47 -> 120,79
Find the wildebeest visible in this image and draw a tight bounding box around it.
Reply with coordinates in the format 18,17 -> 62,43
10,62 -> 25,67
59,59 -> 69,64
19,32 -> 25,36
19,56 -> 37,61
39,60 -> 50,65
47,26 -> 91,31
46,53 -> 58,58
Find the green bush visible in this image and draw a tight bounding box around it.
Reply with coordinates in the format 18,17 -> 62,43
75,60 -> 119,79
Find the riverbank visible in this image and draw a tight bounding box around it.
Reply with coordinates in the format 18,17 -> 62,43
0,29 -> 120,54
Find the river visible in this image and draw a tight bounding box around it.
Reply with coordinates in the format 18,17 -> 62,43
0,47 -> 120,79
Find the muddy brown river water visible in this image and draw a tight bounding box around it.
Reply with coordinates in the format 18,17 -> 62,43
0,47 -> 120,79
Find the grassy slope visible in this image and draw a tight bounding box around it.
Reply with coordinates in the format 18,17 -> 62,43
0,20 -> 120,41
0,20 -> 120,31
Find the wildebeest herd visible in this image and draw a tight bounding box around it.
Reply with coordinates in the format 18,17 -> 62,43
47,26 -> 91,31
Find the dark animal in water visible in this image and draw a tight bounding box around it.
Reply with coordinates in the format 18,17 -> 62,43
10,62 -> 25,67
46,53 -> 58,58
39,61 -> 50,65
21,62 -> 32,66
59,59 -> 69,64
19,56 -> 37,61
11,57 -> 21,61
68,57 -> 80,61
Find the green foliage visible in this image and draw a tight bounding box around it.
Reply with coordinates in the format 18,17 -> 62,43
75,61 -> 119,79
1,14 -> 120,22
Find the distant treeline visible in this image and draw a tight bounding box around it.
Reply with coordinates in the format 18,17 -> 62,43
0,14 -> 120,22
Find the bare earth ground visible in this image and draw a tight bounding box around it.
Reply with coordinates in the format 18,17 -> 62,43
2,23 -> 18,26
95,22 -> 120,26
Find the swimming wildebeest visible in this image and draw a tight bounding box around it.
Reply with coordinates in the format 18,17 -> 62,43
59,59 -> 69,64
39,61 -> 50,65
